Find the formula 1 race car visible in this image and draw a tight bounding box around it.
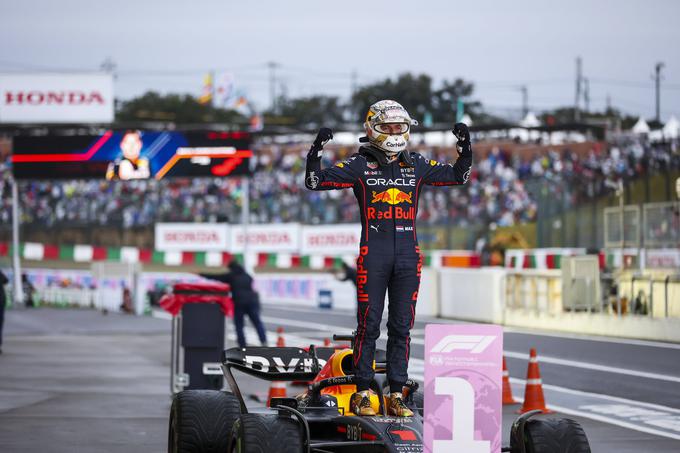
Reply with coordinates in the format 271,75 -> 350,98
168,333 -> 591,453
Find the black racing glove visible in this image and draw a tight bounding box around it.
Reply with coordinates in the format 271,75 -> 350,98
308,127 -> 334,159
452,122 -> 472,157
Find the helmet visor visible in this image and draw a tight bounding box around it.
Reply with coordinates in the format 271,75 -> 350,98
374,122 -> 409,135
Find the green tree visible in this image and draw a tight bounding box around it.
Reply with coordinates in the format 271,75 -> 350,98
431,78 -> 480,123
351,73 -> 433,122
116,91 -> 246,125
265,95 -> 345,128
350,73 -> 482,125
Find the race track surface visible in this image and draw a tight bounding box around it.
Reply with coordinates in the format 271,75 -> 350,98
0,306 -> 679,452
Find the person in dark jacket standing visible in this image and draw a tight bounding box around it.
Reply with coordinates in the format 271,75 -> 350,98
0,269 -> 8,354
336,262 -> 358,289
200,261 -> 267,348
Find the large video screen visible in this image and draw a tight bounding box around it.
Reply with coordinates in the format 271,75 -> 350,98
11,130 -> 252,180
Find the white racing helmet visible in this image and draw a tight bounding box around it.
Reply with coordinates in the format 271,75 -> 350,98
363,100 -> 418,155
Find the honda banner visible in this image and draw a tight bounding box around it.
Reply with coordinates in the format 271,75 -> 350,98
0,73 -> 114,123
424,323 -> 503,453
300,224 -> 361,254
230,224 -> 300,253
155,223 -> 229,252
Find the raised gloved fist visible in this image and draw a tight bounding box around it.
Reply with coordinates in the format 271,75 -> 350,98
311,127 -> 333,152
452,122 -> 470,144
452,122 -> 471,156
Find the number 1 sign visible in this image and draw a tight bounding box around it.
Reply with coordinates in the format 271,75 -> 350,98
423,324 -> 503,453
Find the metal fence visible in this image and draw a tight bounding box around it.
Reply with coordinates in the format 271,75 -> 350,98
604,205 -> 641,248
643,201 -> 680,248
532,170 -> 680,248
603,201 -> 680,249
505,269 -> 563,315
29,287 -> 123,312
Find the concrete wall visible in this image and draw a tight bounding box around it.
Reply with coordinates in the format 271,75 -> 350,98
416,268 -> 439,318
253,267 -> 680,343
438,267 -> 506,324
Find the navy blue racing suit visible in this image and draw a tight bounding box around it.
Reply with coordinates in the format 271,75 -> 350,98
305,145 -> 471,392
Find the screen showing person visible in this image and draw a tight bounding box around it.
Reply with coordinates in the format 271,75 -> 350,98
106,130 -> 151,180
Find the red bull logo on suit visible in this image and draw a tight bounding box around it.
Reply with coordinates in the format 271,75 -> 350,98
371,188 -> 413,205
366,205 -> 415,220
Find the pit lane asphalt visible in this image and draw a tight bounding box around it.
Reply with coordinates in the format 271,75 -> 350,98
1,306 -> 679,452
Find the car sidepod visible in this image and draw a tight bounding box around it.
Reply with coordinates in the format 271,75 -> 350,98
332,415 -> 423,453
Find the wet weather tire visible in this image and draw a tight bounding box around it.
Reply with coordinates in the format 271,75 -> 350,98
169,390 -> 241,453
230,414 -> 303,453
525,418 -> 591,453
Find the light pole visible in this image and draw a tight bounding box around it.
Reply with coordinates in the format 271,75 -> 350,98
11,178 -> 23,305
654,62 -> 664,124
605,178 -> 625,316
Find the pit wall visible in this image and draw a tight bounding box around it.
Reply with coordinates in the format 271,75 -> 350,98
257,266 -> 680,343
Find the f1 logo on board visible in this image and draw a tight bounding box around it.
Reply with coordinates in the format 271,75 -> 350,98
430,335 -> 497,354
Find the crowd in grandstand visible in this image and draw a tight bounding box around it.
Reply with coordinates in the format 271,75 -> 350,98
0,135 -> 678,229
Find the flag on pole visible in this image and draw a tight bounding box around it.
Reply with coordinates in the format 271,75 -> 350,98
215,73 -> 235,107
198,73 -> 213,105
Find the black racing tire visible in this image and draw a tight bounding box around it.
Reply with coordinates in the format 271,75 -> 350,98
168,390 -> 242,453
410,391 -> 424,416
229,413 -> 303,453
525,418 -> 591,453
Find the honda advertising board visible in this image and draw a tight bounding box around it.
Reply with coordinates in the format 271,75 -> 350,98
156,223 -> 229,252
424,324 -> 503,453
229,224 -> 300,253
0,73 -> 114,123
300,224 -> 361,254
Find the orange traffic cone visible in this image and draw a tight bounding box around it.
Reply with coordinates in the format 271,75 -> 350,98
267,381 -> 287,407
518,348 -> 552,414
502,357 -> 517,405
276,327 -> 285,347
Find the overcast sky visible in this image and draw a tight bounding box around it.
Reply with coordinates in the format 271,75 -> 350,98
1,0 -> 679,121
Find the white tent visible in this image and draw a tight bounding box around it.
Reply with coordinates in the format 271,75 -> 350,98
519,112 -> 541,128
631,117 -> 650,134
663,115 -> 680,139
460,113 -> 473,126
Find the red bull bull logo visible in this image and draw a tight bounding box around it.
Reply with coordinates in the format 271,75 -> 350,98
371,188 -> 413,205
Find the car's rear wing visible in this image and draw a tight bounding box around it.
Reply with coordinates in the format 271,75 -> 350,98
222,346 -> 338,381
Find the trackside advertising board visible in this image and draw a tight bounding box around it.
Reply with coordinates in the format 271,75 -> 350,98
155,223 -> 301,253
155,223 -> 229,252
230,224 -> 300,253
300,224 -> 361,254
424,324 -> 503,453
0,73 -> 114,123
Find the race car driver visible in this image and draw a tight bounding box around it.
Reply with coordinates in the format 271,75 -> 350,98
304,100 -> 472,416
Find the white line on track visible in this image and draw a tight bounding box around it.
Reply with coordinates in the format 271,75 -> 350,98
503,351 -> 680,384
507,377 -> 680,415
546,404 -> 680,441
262,315 -> 680,383
507,378 -> 680,441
